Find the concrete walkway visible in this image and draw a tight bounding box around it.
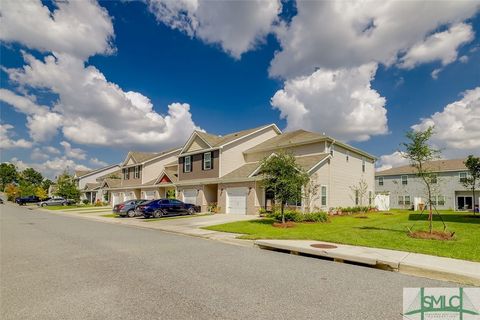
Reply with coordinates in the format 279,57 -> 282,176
254,239 -> 480,286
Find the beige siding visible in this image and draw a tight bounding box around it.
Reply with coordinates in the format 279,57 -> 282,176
185,137 -> 210,153
221,127 -> 279,176
77,166 -> 119,189
142,153 -> 179,184
245,142 -> 327,162
328,144 -> 375,208
309,161 -> 331,210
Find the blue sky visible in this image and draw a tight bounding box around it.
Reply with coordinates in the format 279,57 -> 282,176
1,0 -> 479,178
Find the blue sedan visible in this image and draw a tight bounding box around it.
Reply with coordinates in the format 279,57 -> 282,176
137,199 -> 198,218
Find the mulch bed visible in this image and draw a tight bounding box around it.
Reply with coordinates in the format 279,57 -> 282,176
272,221 -> 296,228
408,230 -> 455,241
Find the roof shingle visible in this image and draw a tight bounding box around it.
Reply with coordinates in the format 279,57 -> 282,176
376,158 -> 468,176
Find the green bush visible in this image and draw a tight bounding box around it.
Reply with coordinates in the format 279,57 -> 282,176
82,199 -> 89,205
268,210 -> 328,223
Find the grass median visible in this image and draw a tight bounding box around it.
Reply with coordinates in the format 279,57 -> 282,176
204,210 -> 480,262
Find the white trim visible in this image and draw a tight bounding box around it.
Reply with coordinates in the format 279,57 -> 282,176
203,151 -> 212,170
320,185 -> 328,207
143,148 -> 181,165
180,131 -> 213,154
221,124 -> 281,148
307,155 -> 331,174
184,155 -> 192,173
153,170 -> 175,185
180,147 -> 219,157
248,152 -> 278,177
76,164 -> 119,179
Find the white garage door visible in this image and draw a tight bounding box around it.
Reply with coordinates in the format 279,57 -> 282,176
144,191 -> 156,200
227,187 -> 248,214
124,191 -> 135,201
183,189 -> 197,205
112,192 -> 124,206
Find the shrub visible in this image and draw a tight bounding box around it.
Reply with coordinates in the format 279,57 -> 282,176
5,183 -> 20,201
82,199 -> 89,205
268,210 -> 328,223
94,199 -> 103,206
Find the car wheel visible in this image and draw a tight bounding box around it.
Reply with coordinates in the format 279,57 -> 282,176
187,207 -> 195,215
62,202 -> 67,206
41,203 -> 47,207
127,209 -> 135,218
153,210 -> 164,218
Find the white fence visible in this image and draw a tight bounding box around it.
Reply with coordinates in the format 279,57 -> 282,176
374,194 -> 390,211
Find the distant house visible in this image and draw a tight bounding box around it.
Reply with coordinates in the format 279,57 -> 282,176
375,158 -> 479,211
74,164 -> 120,204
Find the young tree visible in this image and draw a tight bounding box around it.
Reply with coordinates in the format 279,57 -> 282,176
35,186 -> 48,200
4,183 -> 20,201
463,155 -> 480,215
41,179 -> 54,193
349,179 -> 368,206
0,163 -> 18,190
401,126 -> 440,233
303,173 -> 320,213
259,151 -> 309,223
55,171 -> 80,202
21,168 -> 43,186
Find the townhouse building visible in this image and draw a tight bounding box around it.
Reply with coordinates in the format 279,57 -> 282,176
74,164 -> 120,204
101,124 -> 376,214
375,159 -> 479,211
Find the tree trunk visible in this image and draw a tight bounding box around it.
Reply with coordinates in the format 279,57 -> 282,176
473,185 -> 477,216
281,201 -> 285,224
427,184 -> 433,234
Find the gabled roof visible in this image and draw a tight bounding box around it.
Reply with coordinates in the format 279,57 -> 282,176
75,170 -> 91,178
180,124 -> 281,154
142,167 -> 179,187
102,178 -> 122,188
84,182 -> 101,191
376,158 -> 468,176
122,147 -> 181,167
221,153 -> 330,180
96,169 -> 121,182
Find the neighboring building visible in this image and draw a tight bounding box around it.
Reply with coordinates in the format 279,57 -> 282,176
103,149 -> 181,206
175,124 -> 376,214
375,159 -> 479,211
74,164 -> 120,204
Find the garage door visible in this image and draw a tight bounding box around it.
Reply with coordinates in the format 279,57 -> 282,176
112,192 -> 124,206
144,191 -> 156,200
227,187 -> 248,214
183,189 -> 197,205
124,191 -> 135,201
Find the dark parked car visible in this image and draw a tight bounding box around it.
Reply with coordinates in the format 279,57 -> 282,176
137,199 -> 198,218
37,197 -> 74,207
15,195 -> 40,205
113,199 -> 148,217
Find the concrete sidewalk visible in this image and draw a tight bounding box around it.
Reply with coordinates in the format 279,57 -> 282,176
254,239 -> 480,286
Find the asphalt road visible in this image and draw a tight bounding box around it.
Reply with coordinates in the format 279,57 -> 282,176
1,204 -> 453,320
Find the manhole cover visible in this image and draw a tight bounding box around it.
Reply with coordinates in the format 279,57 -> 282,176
310,243 -> 337,249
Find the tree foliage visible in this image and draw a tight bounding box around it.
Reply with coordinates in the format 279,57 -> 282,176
4,183 -> 20,201
463,155 -> 480,214
401,126 -> 441,233
259,151 -> 309,223
0,163 -> 18,191
55,171 -> 80,202
20,168 -> 43,186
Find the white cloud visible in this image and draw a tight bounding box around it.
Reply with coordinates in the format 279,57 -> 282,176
31,148 -> 50,161
0,124 -> 33,149
398,23 -> 474,69
412,87 -> 480,158
89,157 -> 108,167
271,63 -> 388,142
60,141 -> 87,160
43,146 -> 61,155
269,1 -> 479,79
376,151 -> 409,172
0,0 -> 114,60
147,0 -> 281,58
6,53 -> 199,149
459,55 -> 469,63
0,89 -> 63,142
9,157 -> 91,180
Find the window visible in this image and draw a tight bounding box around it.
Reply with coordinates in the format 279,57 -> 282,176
355,190 -> 359,205
459,172 -> 468,183
362,157 -> 366,173
398,195 -> 410,206
431,175 -> 437,184
346,151 -> 349,162
404,195 -> 411,206
378,177 -> 384,186
123,168 -> 129,180
369,191 -> 372,206
184,156 -> 192,173
432,195 -> 446,206
203,152 -> 212,170
321,186 -> 327,206
134,165 -> 141,179
401,175 -> 408,185
330,145 -> 334,157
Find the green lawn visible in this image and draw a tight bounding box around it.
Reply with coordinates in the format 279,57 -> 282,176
205,210 -> 480,262
43,205 -> 97,210
100,214 -> 120,218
